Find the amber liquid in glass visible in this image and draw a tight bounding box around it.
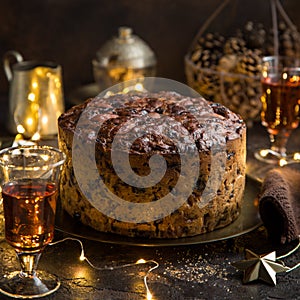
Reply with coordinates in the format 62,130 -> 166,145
261,78 -> 300,135
2,179 -> 57,252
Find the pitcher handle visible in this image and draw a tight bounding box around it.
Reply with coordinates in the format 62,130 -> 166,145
3,50 -> 24,81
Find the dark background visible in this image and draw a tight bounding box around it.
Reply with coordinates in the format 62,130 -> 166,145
0,0 -> 299,101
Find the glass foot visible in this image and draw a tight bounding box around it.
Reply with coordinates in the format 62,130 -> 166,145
254,148 -> 300,166
0,270 -> 60,299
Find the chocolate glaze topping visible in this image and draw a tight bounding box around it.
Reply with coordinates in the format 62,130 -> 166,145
58,91 -> 246,153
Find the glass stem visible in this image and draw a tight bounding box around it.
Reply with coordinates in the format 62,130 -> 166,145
16,251 -> 42,278
269,130 -> 291,157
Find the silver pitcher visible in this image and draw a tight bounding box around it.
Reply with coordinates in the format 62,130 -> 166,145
3,50 -> 65,139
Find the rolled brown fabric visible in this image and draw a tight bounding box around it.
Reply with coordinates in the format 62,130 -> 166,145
259,167 -> 300,244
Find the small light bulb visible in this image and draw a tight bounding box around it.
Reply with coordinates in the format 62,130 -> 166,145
146,291 -> 153,300
28,93 -> 35,101
279,158 -> 287,167
105,91 -> 114,98
294,153 -> 300,160
135,83 -> 144,91
17,125 -> 25,134
31,132 -> 41,141
262,70 -> 268,78
26,117 -> 34,126
42,115 -> 48,125
79,254 -> 85,261
32,81 -> 38,89
260,149 -> 269,158
136,259 -> 146,264
122,87 -> 130,94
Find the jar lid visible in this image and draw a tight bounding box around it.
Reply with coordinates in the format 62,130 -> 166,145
95,27 -> 156,69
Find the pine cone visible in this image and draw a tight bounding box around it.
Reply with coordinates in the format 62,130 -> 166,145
237,21 -> 267,50
223,76 -> 261,122
217,54 -> 238,73
221,48 -> 262,122
279,23 -> 300,57
224,37 -> 246,55
188,33 -> 225,100
267,21 -> 300,57
236,49 -> 262,76
189,32 -> 225,68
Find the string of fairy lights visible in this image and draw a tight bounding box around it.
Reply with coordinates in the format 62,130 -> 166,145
49,237 -> 159,300
49,236 -> 300,297
276,238 -> 300,273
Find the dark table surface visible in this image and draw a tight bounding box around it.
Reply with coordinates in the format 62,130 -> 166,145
0,95 -> 299,300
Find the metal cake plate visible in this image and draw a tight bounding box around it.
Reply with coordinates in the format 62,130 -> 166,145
55,176 -> 262,247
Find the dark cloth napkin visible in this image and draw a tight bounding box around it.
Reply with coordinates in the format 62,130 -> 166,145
259,167 -> 300,244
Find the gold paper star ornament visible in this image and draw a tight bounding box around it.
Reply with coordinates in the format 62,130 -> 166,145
232,249 -> 290,285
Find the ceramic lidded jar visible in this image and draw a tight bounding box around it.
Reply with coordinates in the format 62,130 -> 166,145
92,27 -> 157,89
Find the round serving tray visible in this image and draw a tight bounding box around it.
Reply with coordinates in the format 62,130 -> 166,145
55,176 -> 262,247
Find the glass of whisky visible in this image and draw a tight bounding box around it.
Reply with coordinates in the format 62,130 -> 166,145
255,56 -> 300,165
0,145 -> 65,298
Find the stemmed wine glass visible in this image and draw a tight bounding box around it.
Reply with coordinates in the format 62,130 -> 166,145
255,56 -> 300,166
0,145 -> 65,298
